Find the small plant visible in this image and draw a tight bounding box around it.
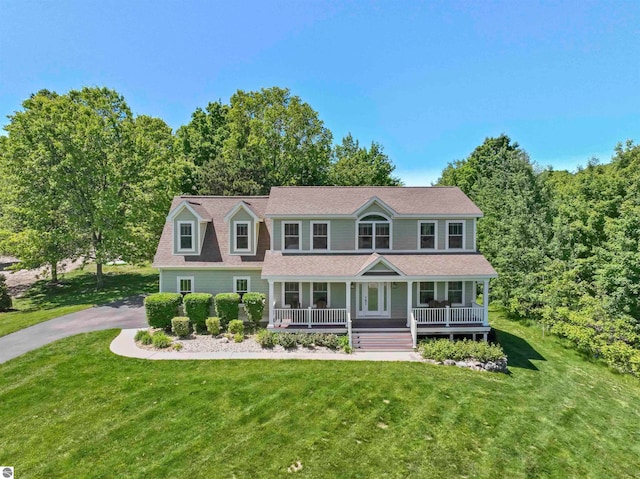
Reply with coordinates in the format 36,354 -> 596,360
298,333 -> 315,348
183,293 -> 213,332
134,329 -> 152,345
315,333 -> 340,349
171,316 -> 191,338
151,330 -> 172,349
0,274 -> 12,312
276,333 -> 298,349
233,332 -> 244,343
144,293 -> 182,330
242,292 -> 266,327
338,335 -> 352,353
214,292 -> 240,327
256,329 -> 276,348
205,317 -> 221,335
228,319 -> 244,335
173,342 -> 184,351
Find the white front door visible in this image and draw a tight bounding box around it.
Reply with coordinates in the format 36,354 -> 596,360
357,282 -> 391,318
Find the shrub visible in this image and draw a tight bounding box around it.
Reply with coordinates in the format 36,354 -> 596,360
173,342 -> 184,351
297,333 -> 315,348
315,333 -> 340,349
228,319 -> 244,335
276,333 -> 298,349
171,316 -> 191,338
233,332 -> 244,343
256,329 -> 276,348
144,293 -> 182,330
0,274 -> 11,311
419,338 -> 506,363
242,292 -> 266,327
214,293 -> 240,326
338,335 -> 352,353
183,293 -> 213,332
205,317 -> 221,336
134,329 -> 152,345
151,330 -> 172,349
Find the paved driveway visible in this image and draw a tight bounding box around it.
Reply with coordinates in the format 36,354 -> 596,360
0,296 -> 147,364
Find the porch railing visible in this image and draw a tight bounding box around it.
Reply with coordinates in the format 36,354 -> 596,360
412,305 -> 484,326
273,307 -> 348,328
410,311 -> 417,348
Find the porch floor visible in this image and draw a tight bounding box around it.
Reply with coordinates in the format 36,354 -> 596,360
269,318 -> 487,330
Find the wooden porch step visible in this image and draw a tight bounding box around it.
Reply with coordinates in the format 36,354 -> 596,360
352,331 -> 414,351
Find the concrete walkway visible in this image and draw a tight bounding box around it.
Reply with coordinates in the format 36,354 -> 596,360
110,328 -> 424,362
0,296 -> 147,364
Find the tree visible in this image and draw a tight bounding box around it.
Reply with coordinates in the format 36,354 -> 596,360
330,133 -> 402,186
1,87 -> 182,288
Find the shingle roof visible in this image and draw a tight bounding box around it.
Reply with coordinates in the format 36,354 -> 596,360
261,252 -> 497,278
265,186 -> 483,216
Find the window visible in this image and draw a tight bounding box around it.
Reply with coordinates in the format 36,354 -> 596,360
233,276 -> 250,302
419,221 -> 436,249
447,221 -> 464,249
358,215 -> 390,250
284,282 -> 300,308
313,282 -> 329,307
447,281 -> 463,305
419,282 -> 435,305
283,222 -> 300,250
177,276 -> 194,296
178,221 -> 194,251
311,222 -> 329,250
235,222 -> 250,251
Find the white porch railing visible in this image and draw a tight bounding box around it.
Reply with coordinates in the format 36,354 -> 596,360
347,312 -> 352,348
273,307 -> 348,328
412,305 -> 485,326
410,311 -> 417,348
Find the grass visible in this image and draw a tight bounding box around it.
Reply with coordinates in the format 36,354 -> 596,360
0,263 -> 158,337
0,307 -> 639,478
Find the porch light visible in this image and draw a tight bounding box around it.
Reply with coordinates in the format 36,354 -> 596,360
392,282 -> 397,289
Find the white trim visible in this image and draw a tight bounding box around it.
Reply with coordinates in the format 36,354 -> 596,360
473,218 -> 477,251
282,281 -> 302,308
356,281 -> 391,318
417,220 -> 438,251
177,220 -> 197,253
356,255 -> 405,276
177,276 -> 195,294
310,221 -> 331,251
223,201 -> 260,223
356,213 -> 393,251
445,280 -> 464,306
352,196 -> 397,218
155,266 -> 263,270
232,221 -> 252,254
445,220 -> 465,251
233,276 -> 251,302
167,201 -> 206,222
282,221 -> 302,251
266,213 -> 483,219
312,281 -> 331,308
159,269 -> 164,292
279,249 -> 475,254
417,281 -> 436,306
263,274 -> 498,282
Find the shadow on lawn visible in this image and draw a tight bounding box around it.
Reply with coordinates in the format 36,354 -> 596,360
494,328 -> 546,371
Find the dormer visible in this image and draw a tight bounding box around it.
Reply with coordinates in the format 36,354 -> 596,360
354,197 -> 396,251
224,201 -> 261,256
167,200 -> 209,256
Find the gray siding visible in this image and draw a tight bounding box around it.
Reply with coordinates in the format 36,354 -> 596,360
466,219 -> 475,250
437,219 -> 446,250
393,219 -> 417,250
161,269 -> 267,297
331,219 -> 355,250
391,282 -> 406,318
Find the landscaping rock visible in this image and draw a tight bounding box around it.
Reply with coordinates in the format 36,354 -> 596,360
444,359 -> 456,366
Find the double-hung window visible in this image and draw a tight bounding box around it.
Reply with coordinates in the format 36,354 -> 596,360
313,282 -> 329,307
358,215 -> 390,250
419,221 -> 436,249
447,222 -> 464,249
233,277 -> 250,302
311,222 -> 329,250
235,222 -> 250,252
283,222 -> 301,250
419,282 -> 435,305
178,221 -> 194,252
284,282 -> 300,308
447,281 -> 463,305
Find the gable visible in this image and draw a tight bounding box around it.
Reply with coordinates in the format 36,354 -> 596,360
357,255 -> 404,276
354,197 -> 396,218
167,200 -> 208,222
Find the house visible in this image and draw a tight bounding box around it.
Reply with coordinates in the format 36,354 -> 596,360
153,186 -> 498,349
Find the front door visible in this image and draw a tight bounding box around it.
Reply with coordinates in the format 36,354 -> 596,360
357,282 -> 390,318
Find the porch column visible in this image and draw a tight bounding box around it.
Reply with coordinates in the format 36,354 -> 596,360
406,281 -> 413,327
268,280 -> 275,327
346,281 -> 352,321
483,280 -> 489,326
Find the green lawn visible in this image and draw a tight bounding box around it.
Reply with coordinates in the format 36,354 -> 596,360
0,308 -> 638,478
0,263 -> 158,337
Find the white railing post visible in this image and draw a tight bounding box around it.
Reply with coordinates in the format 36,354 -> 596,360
268,280 -> 275,327
347,312 -> 352,348
410,312 -> 417,349
445,305 -> 450,327
483,280 -> 489,326
308,307 -> 312,328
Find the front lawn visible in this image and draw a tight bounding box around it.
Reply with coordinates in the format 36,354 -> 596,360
0,308 -> 639,478
0,263 -> 157,337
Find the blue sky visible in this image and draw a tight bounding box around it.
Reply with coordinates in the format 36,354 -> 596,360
1,0 -> 638,185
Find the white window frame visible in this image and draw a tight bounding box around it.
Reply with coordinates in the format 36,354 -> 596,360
282,281 -> 301,308
312,282 -> 330,307
417,281 -> 436,306
177,221 -> 196,253
356,214 -> 392,251
445,220 -> 465,250
233,221 -> 251,253
233,276 -> 251,303
177,276 -> 194,295
445,281 -> 464,306
310,221 -> 330,251
418,221 -> 437,250
282,221 -> 302,251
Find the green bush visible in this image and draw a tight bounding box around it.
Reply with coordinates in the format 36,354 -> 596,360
228,319 -> 244,335
256,329 -> 276,348
205,317 -> 221,335
338,335 -> 352,353
214,293 -> 240,326
315,333 -> 340,349
144,293 -> 182,329
242,292 -> 266,326
152,330 -> 172,349
134,329 -> 152,345
419,338 -> 506,363
276,333 -> 298,349
233,332 -> 244,343
0,274 -> 12,312
171,316 -> 191,338
297,333 -> 315,348
183,293 -> 213,332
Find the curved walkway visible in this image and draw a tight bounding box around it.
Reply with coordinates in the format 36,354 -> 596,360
0,296 -> 147,364
110,328 -> 423,362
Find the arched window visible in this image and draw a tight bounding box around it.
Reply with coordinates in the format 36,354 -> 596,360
357,214 -> 390,249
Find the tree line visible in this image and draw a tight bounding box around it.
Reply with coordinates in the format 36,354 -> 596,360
0,86 -> 400,287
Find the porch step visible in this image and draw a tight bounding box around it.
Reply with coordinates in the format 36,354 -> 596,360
352,331 -> 414,351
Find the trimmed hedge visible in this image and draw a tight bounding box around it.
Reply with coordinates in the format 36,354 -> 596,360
206,317 -> 221,335
228,319 -> 244,335
183,293 -> 213,332
242,292 -> 266,326
171,316 -> 190,338
215,293 -> 240,326
144,293 -> 182,329
418,338 -> 506,363
0,274 -> 12,312
256,329 -> 276,348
